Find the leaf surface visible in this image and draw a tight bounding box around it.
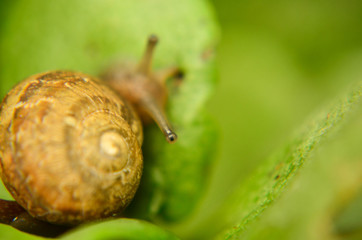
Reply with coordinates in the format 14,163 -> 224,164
61,219 -> 179,240
218,83 -> 362,239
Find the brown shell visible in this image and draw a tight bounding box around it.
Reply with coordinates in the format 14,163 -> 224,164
0,71 -> 143,225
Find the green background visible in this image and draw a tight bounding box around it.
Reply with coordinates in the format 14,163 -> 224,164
199,0 -> 362,239
206,0 -> 362,220
1,0 -> 362,239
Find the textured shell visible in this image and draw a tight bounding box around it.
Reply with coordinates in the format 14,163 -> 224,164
0,71 -> 143,225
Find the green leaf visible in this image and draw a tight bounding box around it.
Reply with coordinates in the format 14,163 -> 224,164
61,219 -> 179,240
218,83 -> 362,239
127,111 -> 218,222
0,0 -> 219,225
333,189 -> 362,238
229,96 -> 362,240
180,82 -> 361,239
0,225 -> 44,240
0,181 -> 12,200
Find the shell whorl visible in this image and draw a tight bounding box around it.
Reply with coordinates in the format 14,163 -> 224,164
0,71 -> 143,224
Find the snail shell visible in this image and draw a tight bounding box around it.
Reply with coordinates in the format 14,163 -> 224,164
0,71 -> 143,225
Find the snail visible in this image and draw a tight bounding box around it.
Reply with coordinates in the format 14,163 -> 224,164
0,35 -> 179,228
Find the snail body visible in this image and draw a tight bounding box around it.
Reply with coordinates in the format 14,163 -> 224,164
0,36 -> 178,225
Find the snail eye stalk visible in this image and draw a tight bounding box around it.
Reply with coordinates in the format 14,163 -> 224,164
137,35 -> 159,76
137,35 -> 178,143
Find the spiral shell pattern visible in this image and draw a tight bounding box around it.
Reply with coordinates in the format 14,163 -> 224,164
0,71 -> 143,224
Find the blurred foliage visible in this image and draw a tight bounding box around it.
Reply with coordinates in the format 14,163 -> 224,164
1,0 -> 362,239
184,0 -> 362,239
204,0 -> 362,211
61,219 -> 180,240
218,83 -> 362,240
227,98 -> 362,240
